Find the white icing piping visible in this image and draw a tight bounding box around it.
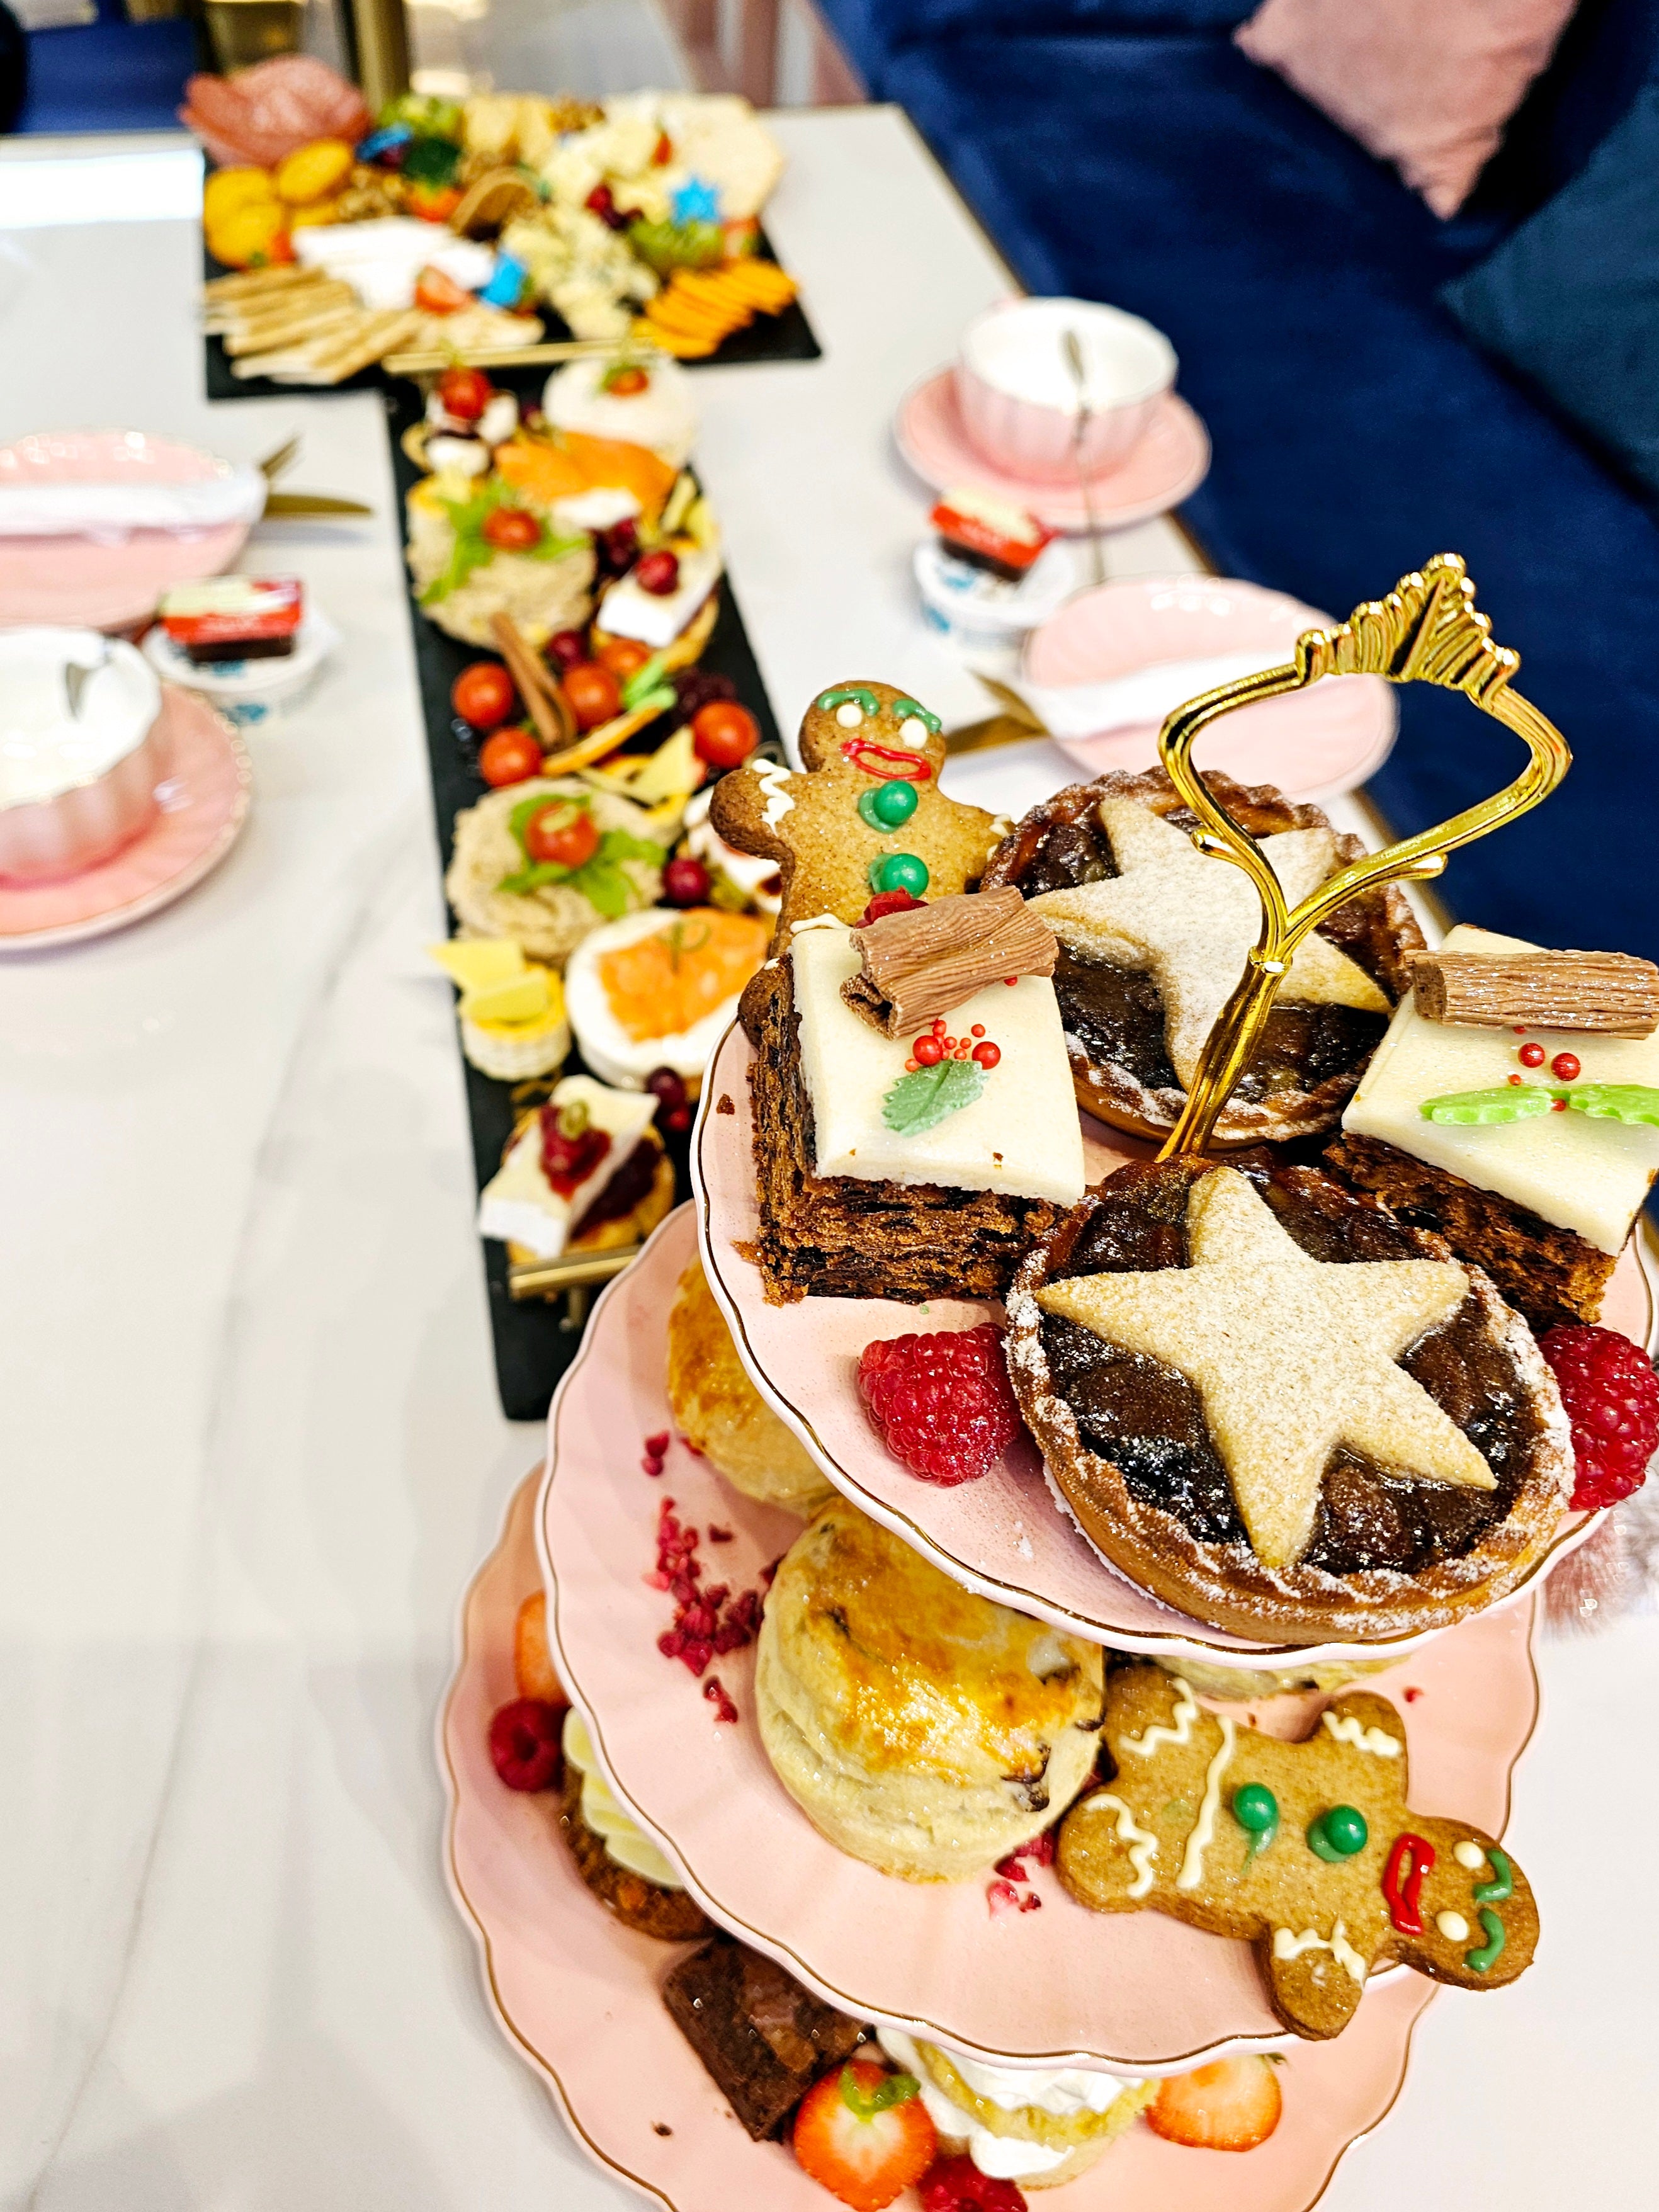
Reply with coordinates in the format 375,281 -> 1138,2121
1176,1715 -> 1235,1892
754,760 -> 795,825
1118,1677 -> 1199,1758
1272,1920 -> 1368,1985
1322,1711 -> 1402,1757
1075,1792 -> 1159,1900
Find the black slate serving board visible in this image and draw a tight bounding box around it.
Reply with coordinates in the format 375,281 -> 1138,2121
204,230 -> 819,402
382,365 -> 784,1421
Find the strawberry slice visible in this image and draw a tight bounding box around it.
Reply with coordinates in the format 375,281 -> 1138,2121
793,2060 -> 938,2211
1148,2056 -> 1282,2152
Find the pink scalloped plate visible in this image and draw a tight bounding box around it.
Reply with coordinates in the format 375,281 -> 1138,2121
895,370 -> 1210,532
1024,576 -> 1398,801
537,1203 -> 1544,2077
0,430 -> 252,632
693,1024 -> 1649,1667
451,1469 -> 1441,2209
0,686 -> 251,951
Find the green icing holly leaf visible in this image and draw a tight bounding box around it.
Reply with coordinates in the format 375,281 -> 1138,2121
1563,1082 -> 1659,1125
1419,1086 -> 1554,1125
882,1057 -> 986,1135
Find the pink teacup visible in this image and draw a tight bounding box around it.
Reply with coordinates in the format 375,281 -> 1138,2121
955,297 -> 1177,484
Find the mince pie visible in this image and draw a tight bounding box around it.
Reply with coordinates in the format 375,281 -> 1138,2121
982,767 -> 1424,1145
1005,1155 -> 1573,1643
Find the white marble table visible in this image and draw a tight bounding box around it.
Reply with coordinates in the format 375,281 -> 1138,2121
1,108 -> 1655,2212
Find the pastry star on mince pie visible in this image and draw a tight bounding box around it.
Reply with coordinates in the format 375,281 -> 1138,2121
1006,1155 -> 1573,1644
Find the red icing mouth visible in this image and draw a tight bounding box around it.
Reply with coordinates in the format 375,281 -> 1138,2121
841,739 -> 932,781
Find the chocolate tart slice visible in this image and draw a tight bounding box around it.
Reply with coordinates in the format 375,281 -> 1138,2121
982,768 -> 1424,1145
1005,1156 -> 1573,1643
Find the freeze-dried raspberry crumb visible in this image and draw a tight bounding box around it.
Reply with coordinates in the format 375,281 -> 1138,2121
648,1497 -> 766,1692
703,1677 -> 739,1723
708,1524 -> 734,1543
858,1323 -> 1022,1484
644,1431 -> 670,1456
918,2154 -> 1028,2212
1539,1324 -> 1659,1509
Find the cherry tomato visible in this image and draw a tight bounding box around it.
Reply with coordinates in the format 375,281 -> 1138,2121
524,801 -> 600,869
547,628 -> 587,672
482,506 -> 542,552
414,264 -> 469,315
477,727 -> 543,787
597,635 -> 652,682
692,700 -> 761,770
451,661 -> 516,731
605,365 -> 649,396
563,662 -> 623,732
633,548 -> 681,597
436,366 -> 492,423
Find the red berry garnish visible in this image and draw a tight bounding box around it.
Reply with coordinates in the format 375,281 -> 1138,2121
857,1323 -> 1022,1485
488,1699 -> 564,1791
858,889 -> 926,926
540,1110 -> 611,1196
1539,1324 -> 1659,1509
913,1035 -> 944,1066
1507,1073 -> 1524,1086
970,1024 -> 985,1038
661,855 -> 711,907
1518,1041 -> 1545,1067
973,1041 -> 1000,1069
918,2154 -> 1029,2212
1551,1052 -> 1581,1082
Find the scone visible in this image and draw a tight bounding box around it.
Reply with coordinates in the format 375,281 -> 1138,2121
756,1500 -> 1104,1881
876,2028 -> 1153,2190
665,1258 -> 833,1515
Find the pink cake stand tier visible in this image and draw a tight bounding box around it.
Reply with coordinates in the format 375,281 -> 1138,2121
538,1205 -> 1540,2076
448,1467 -> 1440,2212
693,1024 -> 1650,1669
895,368 -> 1210,533
0,686 -> 251,952
1023,574 -> 1398,802
0,429 -> 254,632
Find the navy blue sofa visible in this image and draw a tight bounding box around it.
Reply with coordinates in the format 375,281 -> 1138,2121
822,0 -> 1659,958
13,0 -> 198,135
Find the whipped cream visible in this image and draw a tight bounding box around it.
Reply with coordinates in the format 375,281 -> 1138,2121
562,1709 -> 686,1888
0,627 -> 159,810
876,2027 -> 1140,2182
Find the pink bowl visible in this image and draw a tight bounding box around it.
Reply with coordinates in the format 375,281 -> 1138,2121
956,298 -> 1177,485
0,712 -> 166,883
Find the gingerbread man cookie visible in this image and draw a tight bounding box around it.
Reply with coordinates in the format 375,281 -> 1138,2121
1056,1665 -> 1537,2039
708,680 -> 1005,953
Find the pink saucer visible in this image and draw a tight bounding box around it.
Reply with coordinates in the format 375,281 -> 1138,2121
539,1205 -> 1541,2075
451,1468 -> 1440,2209
1024,575 -> 1398,801
0,686 -> 251,951
895,368 -> 1210,532
0,430 -> 253,632
693,1025 -> 1648,1667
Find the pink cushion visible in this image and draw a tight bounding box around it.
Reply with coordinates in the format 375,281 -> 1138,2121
1235,0 -> 1580,217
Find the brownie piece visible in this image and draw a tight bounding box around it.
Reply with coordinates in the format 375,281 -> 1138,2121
557,1765 -> 712,1943
663,1935 -> 868,2140
746,961 -> 1062,1302
1327,1131 -> 1617,1334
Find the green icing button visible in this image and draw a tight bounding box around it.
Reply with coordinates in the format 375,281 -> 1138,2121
1419,1086 -> 1554,1125
869,852 -> 929,896
858,780 -> 919,830
1307,1805 -> 1368,1861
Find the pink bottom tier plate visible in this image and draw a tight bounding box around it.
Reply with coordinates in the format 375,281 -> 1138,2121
537,1205 -> 1544,2076
692,1026 -> 1646,1668
444,1470 -> 1440,2212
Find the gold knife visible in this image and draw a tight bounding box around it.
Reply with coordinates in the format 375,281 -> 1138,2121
261,491 -> 373,517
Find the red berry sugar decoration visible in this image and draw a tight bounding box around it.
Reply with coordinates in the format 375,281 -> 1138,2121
488,1698 -> 565,1792
1539,1324 -> 1659,1509
858,1323 -> 1022,1485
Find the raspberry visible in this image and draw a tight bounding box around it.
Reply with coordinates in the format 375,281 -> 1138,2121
487,1699 -> 564,1791
918,2155 -> 1028,2212
1539,1324 -> 1659,1510
858,1324 -> 1022,1484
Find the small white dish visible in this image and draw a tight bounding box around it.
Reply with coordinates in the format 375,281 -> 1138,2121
142,605 -> 339,728
913,536 -> 1084,669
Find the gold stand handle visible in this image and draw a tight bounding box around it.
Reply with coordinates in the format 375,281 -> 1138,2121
1157,554 -> 1572,1159
345,0 -> 411,114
